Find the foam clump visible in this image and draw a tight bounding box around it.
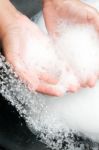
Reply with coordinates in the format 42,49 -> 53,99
34,11 -> 99,85
54,22 -> 99,81
21,33 -> 67,91
22,22 -> 79,93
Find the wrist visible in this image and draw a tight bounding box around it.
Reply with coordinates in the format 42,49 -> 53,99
0,0 -> 21,37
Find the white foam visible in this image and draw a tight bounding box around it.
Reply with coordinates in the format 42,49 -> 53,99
54,23 -> 99,81
27,0 -> 99,148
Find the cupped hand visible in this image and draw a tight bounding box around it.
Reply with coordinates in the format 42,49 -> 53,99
42,0 -> 99,88
1,13 -> 67,96
43,0 -> 99,34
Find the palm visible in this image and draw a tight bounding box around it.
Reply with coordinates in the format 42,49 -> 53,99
43,0 -> 99,35
42,0 -> 99,88
2,15 -> 63,96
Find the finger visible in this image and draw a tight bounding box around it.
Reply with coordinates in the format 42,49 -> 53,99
80,79 -> 88,88
39,72 -> 58,84
37,81 -> 64,96
85,5 -> 99,29
80,74 -> 97,88
87,74 -> 97,88
64,70 -> 80,92
67,84 -> 80,92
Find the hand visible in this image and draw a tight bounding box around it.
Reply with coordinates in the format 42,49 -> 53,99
43,0 -> 99,34
2,14 -> 66,96
0,0 -> 68,96
42,0 -> 99,88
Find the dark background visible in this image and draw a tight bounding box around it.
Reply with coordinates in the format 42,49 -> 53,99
11,0 -> 42,18
0,95 -> 50,150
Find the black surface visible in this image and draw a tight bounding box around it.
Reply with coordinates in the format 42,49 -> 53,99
0,95 -> 49,150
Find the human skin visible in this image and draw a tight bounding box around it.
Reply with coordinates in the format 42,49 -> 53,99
42,0 -> 99,88
0,0 -> 63,96
0,0 -> 99,96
